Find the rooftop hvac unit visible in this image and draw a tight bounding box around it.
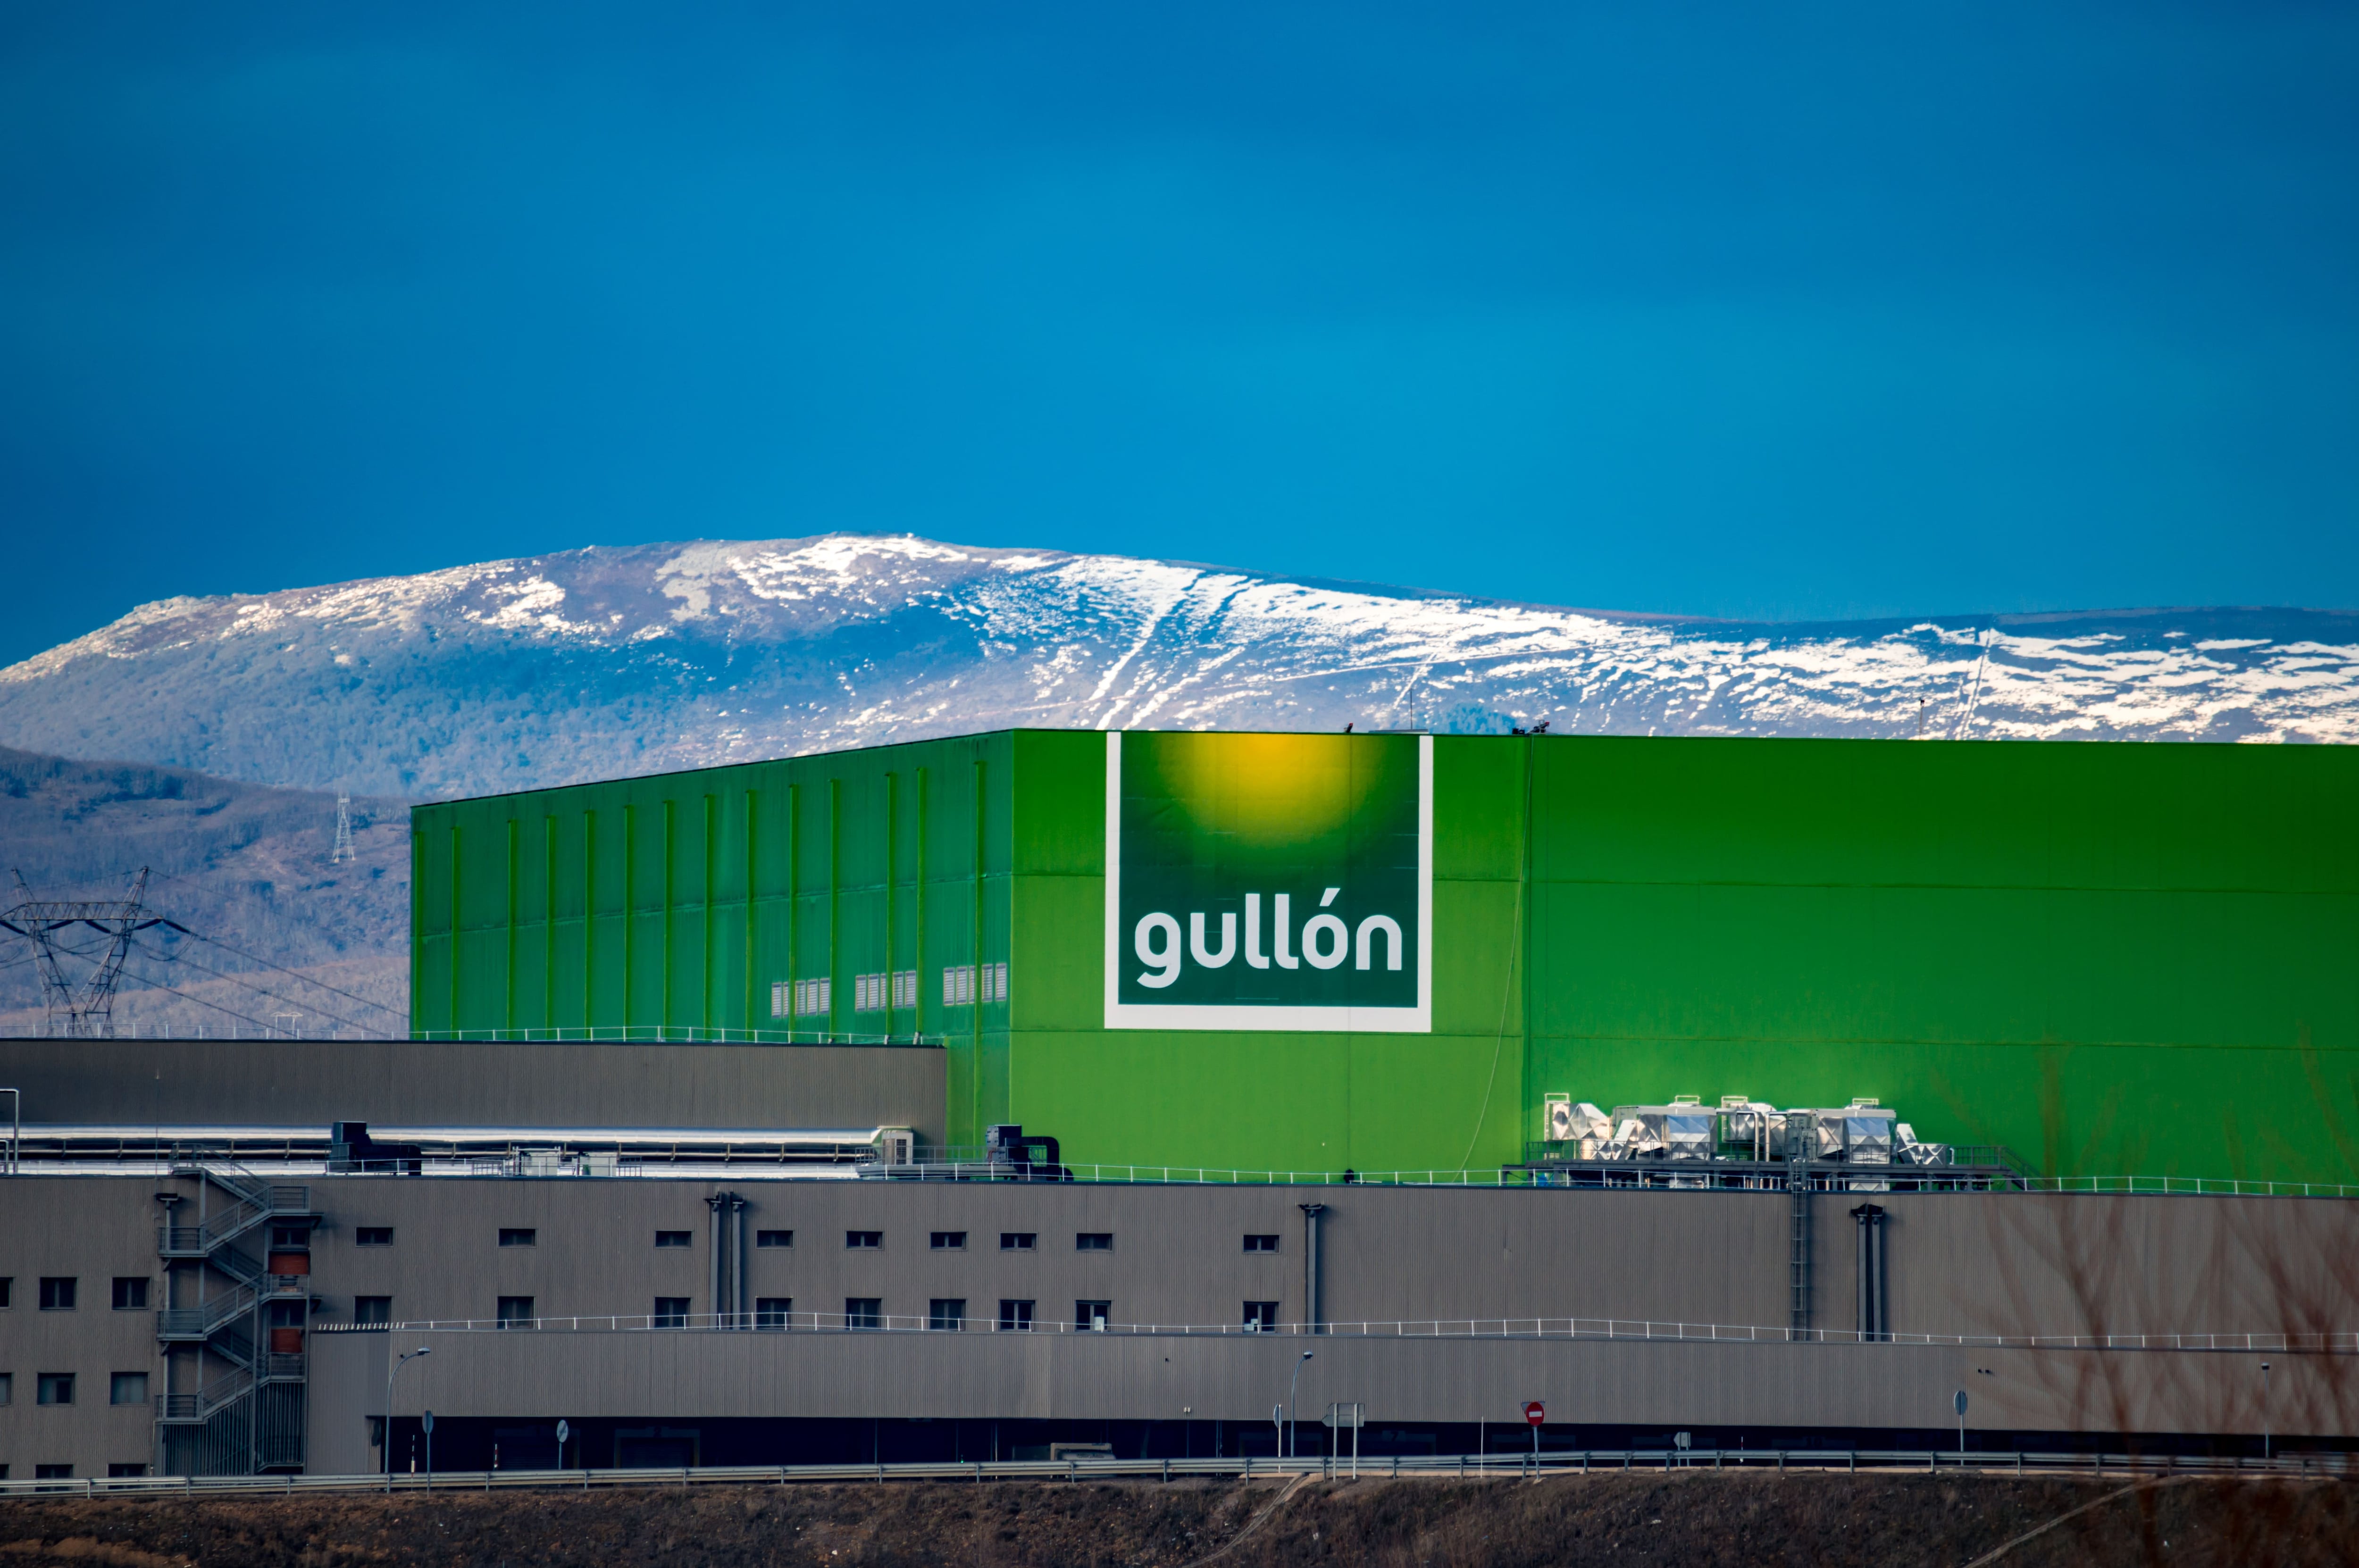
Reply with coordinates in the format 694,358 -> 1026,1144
1769,1100 -> 1898,1163
1605,1097 -> 1714,1161
1715,1096 -> 1781,1160
1894,1122 -> 1953,1167
1542,1095 -> 1615,1154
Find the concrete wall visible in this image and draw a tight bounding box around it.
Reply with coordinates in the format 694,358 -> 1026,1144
0,1039 -> 946,1145
393,1328 -> 2339,1444
278,1177 -> 2359,1346
3,1170 -> 2352,1478
0,1179 -> 165,1480
307,1331 -> 384,1477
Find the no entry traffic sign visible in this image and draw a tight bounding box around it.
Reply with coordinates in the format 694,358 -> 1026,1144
1523,1401 -> 1545,1427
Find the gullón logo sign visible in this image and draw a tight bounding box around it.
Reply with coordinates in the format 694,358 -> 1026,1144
1103,730 -> 1432,1032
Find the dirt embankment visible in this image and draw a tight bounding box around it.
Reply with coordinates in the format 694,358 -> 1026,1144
0,1473 -> 2353,1568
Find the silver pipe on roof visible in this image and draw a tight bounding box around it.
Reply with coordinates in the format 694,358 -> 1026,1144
14,1123 -> 899,1147
374,1126 -> 896,1148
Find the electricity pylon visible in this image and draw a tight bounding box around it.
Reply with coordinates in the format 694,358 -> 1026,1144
331,792 -> 356,863
0,868 -> 184,1037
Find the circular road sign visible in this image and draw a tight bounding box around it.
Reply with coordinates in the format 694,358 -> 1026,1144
1523,1401 -> 1545,1427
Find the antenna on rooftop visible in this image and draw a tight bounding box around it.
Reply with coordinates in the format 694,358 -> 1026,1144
331,792 -> 356,864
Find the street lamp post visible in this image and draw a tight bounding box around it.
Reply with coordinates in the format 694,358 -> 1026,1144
385,1347 -> 431,1487
1288,1351 -> 1313,1459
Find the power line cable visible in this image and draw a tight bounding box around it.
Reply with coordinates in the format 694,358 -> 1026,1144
179,928 -> 407,1021
121,963 -> 281,1036
128,937 -> 386,1038
135,867 -> 410,1021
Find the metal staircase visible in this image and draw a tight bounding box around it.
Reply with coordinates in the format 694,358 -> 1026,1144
154,1153 -> 315,1475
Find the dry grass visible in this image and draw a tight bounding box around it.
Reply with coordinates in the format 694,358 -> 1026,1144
1,1473 -> 2354,1568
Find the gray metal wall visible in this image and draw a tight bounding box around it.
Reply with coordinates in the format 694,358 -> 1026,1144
3,1172 -> 2351,1478
0,1040 -> 946,1143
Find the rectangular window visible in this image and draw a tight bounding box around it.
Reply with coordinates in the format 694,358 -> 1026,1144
844,1297 -> 882,1331
109,1464 -> 149,1478
998,1299 -> 1035,1331
941,964 -> 1010,1005
109,1373 -> 148,1406
0,1373 -> 11,1404
355,1227 -> 393,1247
0,1277 -> 11,1308
499,1228 -> 537,1247
930,1231 -> 967,1251
37,1373 -> 74,1406
793,977 -> 831,1016
1000,1233 -> 1036,1252
1076,1233 -> 1113,1252
269,1225 -> 309,1249
756,1229 -> 793,1249
112,1277 -> 149,1310
754,1297 -> 792,1330
850,971 -> 917,1011
770,980 -> 789,1018
354,1296 -> 392,1325
1243,1234 -> 1280,1253
929,1299 -> 966,1331
1243,1301 -> 1280,1333
652,1297 -> 691,1328
845,1230 -> 882,1250
35,1465 -> 70,1480
38,1278 -> 75,1311
496,1296 -> 535,1328
654,1231 -> 692,1249
1075,1300 -> 1112,1332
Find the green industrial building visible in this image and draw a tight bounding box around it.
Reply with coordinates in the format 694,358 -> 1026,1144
410,730 -> 2359,1184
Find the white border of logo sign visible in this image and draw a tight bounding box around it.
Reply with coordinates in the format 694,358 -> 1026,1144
1102,730 -> 1433,1033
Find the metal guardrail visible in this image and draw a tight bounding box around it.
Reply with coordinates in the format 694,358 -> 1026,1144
2,1448 -> 2350,1499
342,1309 -> 2359,1352
10,1140 -> 2355,1200
857,1160 -> 2359,1200
157,1372 -> 255,1423
402,1029 -> 943,1046
156,1287 -> 260,1339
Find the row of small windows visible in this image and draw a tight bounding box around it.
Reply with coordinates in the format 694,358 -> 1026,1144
361,1294 -> 1284,1331
0,1372 -> 151,1406
768,964 -> 1012,1020
1,1467 -> 155,1481
470,1229 -> 1144,1251
9,1234 -> 1279,1270
0,1278 -> 152,1310
473,1298 -> 1149,1330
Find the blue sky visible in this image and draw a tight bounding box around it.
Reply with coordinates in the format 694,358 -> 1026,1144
2,1 -> 2354,665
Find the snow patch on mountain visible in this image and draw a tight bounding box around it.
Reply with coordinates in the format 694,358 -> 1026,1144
1,534 -> 2353,799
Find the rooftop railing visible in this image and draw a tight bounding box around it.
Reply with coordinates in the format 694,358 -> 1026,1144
6,1447 -> 2352,1497
323,1306 -> 2359,1352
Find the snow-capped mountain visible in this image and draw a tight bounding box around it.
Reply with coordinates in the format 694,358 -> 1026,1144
3,534 -> 2354,799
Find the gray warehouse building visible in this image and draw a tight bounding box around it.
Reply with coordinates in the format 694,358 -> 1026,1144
0,1036 -> 2350,1481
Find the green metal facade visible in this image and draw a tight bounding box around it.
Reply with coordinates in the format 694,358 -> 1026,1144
412,731 -> 2359,1184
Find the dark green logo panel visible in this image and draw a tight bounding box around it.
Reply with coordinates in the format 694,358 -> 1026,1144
1104,731 -> 1432,1031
